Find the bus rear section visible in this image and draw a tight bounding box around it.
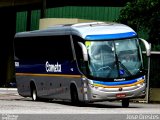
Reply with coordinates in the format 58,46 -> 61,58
14,34 -> 84,102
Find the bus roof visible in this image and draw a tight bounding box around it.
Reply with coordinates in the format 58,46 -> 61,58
15,22 -> 137,40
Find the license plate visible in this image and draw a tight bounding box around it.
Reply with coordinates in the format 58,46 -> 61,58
116,93 -> 126,98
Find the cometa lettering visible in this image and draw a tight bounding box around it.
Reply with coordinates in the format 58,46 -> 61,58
46,61 -> 62,72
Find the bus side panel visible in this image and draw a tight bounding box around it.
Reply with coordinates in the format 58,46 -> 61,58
16,74 -> 84,101
44,76 -> 83,101
16,75 -> 48,98
16,75 -> 31,97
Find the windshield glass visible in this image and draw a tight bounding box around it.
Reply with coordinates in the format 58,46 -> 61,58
86,38 -> 142,79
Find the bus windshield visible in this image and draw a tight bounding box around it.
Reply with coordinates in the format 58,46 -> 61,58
85,38 -> 142,79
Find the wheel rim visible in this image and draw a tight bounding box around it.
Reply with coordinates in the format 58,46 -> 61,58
32,89 -> 37,101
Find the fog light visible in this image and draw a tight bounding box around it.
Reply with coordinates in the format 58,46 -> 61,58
137,84 -> 141,87
93,94 -> 98,98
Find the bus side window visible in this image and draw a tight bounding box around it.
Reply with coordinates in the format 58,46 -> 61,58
14,37 -> 29,60
45,35 -> 73,61
14,35 -> 73,61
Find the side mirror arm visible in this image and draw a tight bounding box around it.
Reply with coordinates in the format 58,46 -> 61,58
139,38 -> 151,56
78,42 -> 88,61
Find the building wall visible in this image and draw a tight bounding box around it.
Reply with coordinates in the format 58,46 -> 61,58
16,6 -> 122,32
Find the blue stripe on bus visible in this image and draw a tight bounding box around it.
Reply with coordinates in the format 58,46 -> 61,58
93,79 -> 138,86
85,32 -> 137,40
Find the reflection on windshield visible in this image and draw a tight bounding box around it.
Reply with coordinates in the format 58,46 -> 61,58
86,38 -> 142,79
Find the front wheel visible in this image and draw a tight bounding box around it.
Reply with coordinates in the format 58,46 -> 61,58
122,99 -> 129,108
70,85 -> 79,105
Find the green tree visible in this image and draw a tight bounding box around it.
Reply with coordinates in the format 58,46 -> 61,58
117,0 -> 160,46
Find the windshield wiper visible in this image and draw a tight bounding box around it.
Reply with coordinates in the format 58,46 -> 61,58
113,40 -> 132,77
115,53 -> 132,76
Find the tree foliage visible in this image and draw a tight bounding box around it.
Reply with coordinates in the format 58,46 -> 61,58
117,0 -> 160,45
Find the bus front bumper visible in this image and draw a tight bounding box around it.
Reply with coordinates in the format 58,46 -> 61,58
87,83 -> 146,102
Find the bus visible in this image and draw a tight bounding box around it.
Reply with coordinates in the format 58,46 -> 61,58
14,22 -> 150,107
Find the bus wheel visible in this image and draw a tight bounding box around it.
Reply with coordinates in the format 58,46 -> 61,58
122,99 -> 129,108
70,85 -> 79,105
31,85 -> 38,101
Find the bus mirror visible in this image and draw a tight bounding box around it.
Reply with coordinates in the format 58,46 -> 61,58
139,38 -> 151,56
78,42 -> 88,61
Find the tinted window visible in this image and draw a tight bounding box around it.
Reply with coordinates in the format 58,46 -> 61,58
14,35 -> 73,60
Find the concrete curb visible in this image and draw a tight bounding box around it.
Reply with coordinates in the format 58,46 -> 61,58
0,88 -> 17,91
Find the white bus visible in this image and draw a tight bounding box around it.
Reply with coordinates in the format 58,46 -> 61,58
14,22 -> 150,107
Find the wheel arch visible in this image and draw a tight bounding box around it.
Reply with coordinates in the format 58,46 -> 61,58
70,81 -> 79,100
70,81 -> 78,92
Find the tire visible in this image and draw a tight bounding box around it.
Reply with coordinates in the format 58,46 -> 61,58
122,99 -> 129,108
31,85 -> 39,101
70,85 -> 79,105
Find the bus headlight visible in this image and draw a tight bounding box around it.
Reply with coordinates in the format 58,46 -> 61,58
137,82 -> 144,87
88,80 -> 94,88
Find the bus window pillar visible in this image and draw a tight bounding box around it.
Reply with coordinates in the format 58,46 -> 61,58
82,77 -> 88,101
